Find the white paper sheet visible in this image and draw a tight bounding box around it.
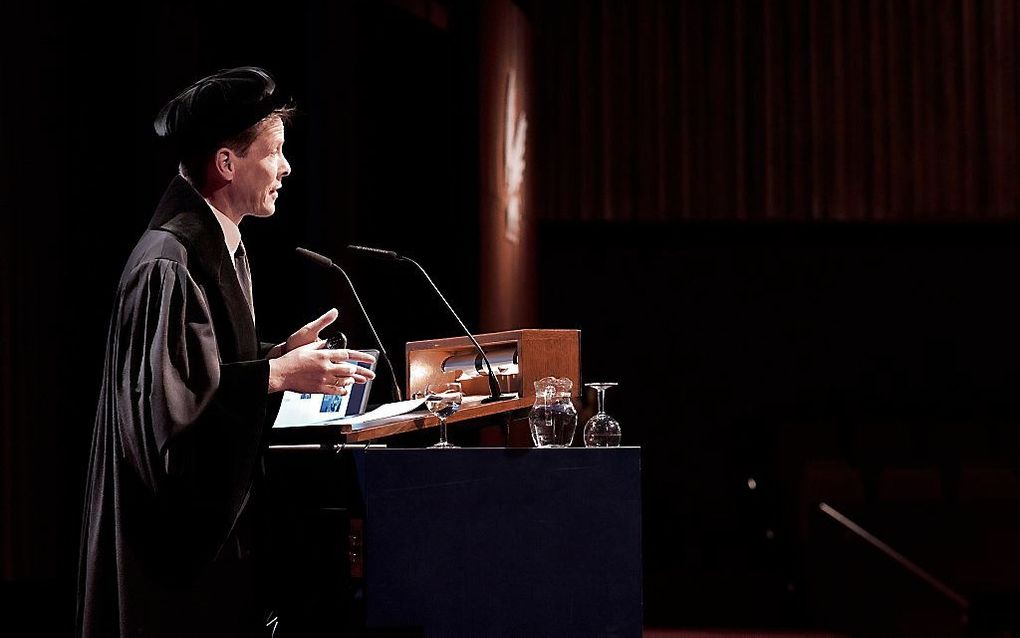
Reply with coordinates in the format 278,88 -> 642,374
272,396 -> 427,428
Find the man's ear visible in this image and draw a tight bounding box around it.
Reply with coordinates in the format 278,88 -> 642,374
213,148 -> 235,181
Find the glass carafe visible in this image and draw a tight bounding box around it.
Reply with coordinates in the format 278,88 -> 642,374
528,377 -> 578,447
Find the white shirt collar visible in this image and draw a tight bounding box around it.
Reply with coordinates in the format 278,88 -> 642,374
205,199 -> 243,256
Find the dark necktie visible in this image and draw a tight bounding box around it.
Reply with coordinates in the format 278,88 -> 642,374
234,241 -> 255,321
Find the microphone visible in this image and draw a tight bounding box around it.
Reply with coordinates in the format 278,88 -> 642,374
347,245 -> 399,261
295,247 -> 403,402
347,245 -> 513,404
295,247 -> 333,268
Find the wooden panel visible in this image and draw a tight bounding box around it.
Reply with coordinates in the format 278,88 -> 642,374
518,329 -> 581,398
406,329 -> 581,399
478,0 -> 536,331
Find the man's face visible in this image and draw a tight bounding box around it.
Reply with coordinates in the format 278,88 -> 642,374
231,116 -> 290,218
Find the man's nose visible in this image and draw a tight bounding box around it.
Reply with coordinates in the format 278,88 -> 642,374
280,154 -> 291,178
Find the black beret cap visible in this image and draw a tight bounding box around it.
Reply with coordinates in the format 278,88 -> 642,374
154,66 -> 290,158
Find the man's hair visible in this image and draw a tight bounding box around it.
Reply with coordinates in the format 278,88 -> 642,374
180,106 -> 296,190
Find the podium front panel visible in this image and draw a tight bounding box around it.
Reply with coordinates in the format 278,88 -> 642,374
357,447 -> 643,636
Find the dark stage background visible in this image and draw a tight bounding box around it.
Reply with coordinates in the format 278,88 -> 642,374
2,0 -> 1019,635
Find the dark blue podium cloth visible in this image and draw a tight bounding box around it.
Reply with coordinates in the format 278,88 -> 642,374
355,447 -> 643,637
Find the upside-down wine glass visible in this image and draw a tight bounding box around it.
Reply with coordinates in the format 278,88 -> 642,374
583,382 -> 621,447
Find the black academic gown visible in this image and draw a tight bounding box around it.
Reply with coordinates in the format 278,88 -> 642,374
77,176 -> 280,637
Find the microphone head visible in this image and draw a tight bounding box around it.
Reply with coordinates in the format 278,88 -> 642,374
295,247 -> 334,268
347,245 -> 400,260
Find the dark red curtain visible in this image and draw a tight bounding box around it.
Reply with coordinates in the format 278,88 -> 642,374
535,0 -> 1018,222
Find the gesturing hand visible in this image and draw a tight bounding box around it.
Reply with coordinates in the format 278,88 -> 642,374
268,340 -> 377,394
285,308 -> 340,354
265,308 -> 340,359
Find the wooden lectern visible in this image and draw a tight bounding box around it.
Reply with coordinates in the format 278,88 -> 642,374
270,329 -> 580,444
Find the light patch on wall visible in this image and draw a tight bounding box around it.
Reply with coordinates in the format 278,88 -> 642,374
504,71 -> 527,243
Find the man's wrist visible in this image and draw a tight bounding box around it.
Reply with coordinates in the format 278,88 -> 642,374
267,358 -> 286,393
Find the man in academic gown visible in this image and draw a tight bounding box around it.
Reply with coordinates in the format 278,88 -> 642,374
76,67 -> 376,637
